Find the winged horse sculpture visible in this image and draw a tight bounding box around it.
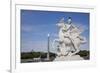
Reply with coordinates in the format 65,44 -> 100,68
52,17 -> 86,57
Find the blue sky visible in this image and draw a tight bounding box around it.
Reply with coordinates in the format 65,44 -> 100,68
21,10 -> 90,53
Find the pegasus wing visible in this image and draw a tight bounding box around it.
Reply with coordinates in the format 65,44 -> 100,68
69,25 -> 82,38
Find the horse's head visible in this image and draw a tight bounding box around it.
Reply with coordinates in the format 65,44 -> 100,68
56,22 -> 65,28
56,18 -> 65,28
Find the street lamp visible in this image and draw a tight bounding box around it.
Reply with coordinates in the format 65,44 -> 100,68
47,33 -> 50,60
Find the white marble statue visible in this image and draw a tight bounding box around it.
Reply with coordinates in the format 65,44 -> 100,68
52,17 -> 86,60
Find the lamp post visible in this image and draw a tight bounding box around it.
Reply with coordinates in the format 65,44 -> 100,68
47,34 -> 50,61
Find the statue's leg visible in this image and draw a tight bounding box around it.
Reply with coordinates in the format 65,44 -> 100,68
67,37 -> 80,56
57,52 -> 62,57
71,44 -> 80,56
64,46 -> 71,56
52,39 -> 62,57
57,43 -> 63,57
52,39 -> 59,49
61,43 -> 68,56
67,46 -> 73,56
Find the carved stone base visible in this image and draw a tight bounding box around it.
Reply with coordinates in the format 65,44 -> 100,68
54,55 -> 84,61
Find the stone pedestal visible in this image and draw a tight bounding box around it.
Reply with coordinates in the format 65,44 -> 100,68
54,55 -> 84,61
